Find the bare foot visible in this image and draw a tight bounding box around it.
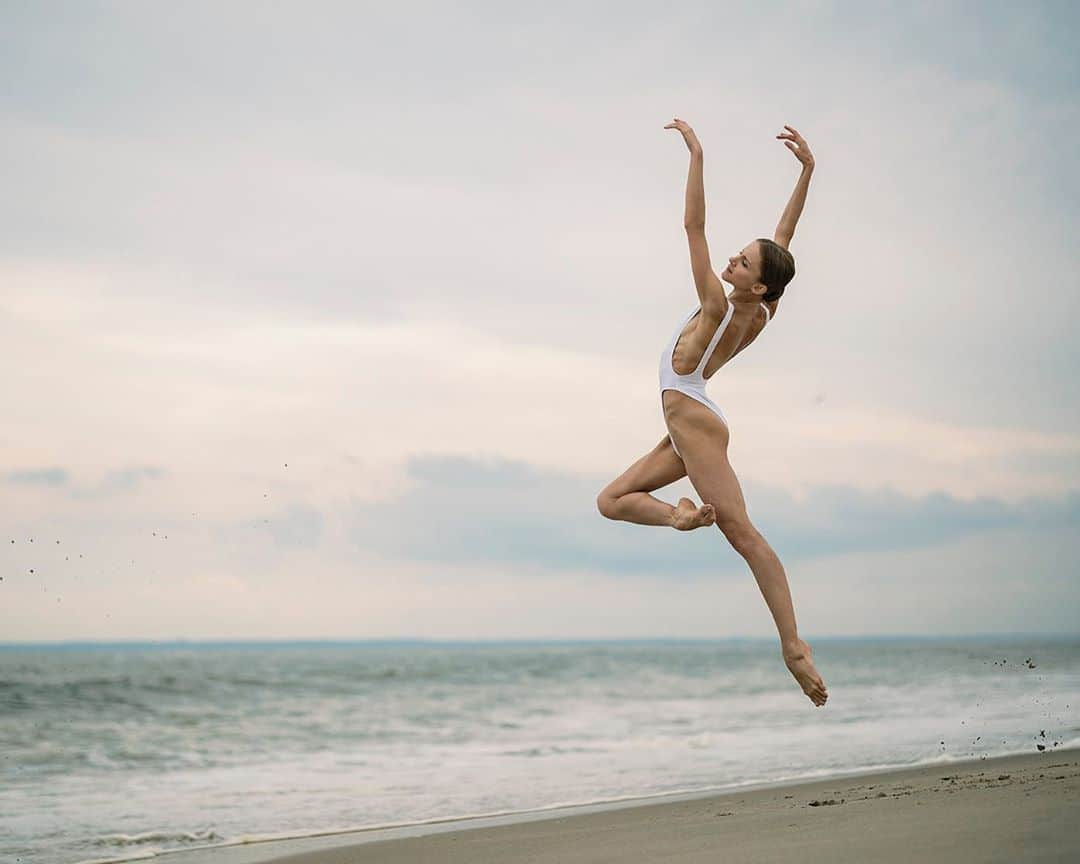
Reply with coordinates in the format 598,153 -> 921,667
783,638 -> 829,707
671,497 -> 715,531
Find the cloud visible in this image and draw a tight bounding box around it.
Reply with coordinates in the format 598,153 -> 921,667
2,2 -> 1078,642
751,484 -> 1079,559
344,455 -> 1080,575
4,467 -> 70,486
93,467 -> 165,495
5,265 -> 1074,504
4,454 -> 1077,643
4,465 -> 164,498
258,505 -> 324,549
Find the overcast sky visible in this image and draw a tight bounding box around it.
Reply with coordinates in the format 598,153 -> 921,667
2,0 -> 1078,643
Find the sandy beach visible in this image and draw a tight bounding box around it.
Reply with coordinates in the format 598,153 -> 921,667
154,748 -> 1079,864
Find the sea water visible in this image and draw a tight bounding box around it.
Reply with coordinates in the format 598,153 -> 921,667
2,635 -> 1078,864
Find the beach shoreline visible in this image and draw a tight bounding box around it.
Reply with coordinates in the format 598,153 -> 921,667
115,747 -> 1079,864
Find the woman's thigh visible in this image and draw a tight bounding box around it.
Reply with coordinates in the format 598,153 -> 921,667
600,435 -> 686,500
670,408 -> 750,527
684,446 -> 750,531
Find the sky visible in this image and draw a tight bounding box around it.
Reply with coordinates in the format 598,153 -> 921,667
2,0 -> 1078,642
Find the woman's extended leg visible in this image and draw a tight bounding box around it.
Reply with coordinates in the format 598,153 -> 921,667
596,435 -> 715,530
666,393 -> 829,706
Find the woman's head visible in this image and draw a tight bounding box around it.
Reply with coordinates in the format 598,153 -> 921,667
723,239 -> 795,303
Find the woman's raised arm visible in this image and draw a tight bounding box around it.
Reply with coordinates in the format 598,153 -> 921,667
665,117 -> 705,227
773,125 -> 815,249
665,118 -> 727,314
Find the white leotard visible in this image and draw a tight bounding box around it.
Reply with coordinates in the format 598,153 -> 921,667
658,302 -> 770,457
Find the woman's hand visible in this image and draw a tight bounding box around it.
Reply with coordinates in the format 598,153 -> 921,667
664,117 -> 702,155
776,124 -> 814,169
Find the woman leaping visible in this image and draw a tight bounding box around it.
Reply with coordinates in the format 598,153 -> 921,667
597,119 -> 828,708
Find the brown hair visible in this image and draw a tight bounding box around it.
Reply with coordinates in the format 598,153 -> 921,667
754,238 -> 795,303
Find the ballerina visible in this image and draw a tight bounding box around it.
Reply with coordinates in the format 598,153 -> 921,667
596,119 -> 828,708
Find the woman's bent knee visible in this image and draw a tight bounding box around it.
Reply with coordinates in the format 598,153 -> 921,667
596,492 -> 617,520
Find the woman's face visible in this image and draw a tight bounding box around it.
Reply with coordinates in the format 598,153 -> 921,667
722,240 -> 764,296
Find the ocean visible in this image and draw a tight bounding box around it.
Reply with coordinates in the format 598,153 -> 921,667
2,635 -> 1078,864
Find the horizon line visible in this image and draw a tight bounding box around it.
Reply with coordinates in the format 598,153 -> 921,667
1,631 -> 1077,649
